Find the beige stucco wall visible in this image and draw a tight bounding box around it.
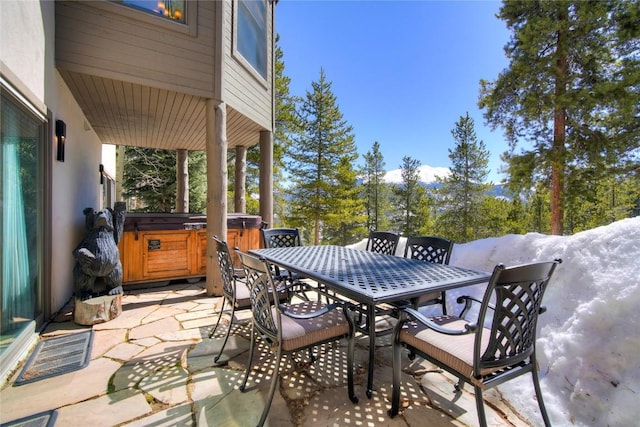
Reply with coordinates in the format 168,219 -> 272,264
1,0 -> 105,316
50,72 -> 104,312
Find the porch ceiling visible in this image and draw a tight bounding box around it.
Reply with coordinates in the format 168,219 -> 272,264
59,70 -> 264,150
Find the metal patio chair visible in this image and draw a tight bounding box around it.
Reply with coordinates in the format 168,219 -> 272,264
261,228 -> 305,284
403,235 -> 454,314
388,259 -> 561,427
366,230 -> 400,255
261,227 -> 318,301
208,236 -> 252,364
236,250 -> 357,427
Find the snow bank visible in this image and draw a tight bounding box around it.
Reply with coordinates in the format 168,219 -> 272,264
350,217 -> 640,426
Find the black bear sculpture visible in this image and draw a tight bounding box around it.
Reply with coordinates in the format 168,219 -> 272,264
72,202 -> 126,300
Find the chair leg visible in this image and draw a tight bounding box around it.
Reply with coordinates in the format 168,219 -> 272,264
209,297 -> 226,339
441,292 -> 448,315
474,385 -> 488,427
387,330 -> 402,417
214,303 -> 236,364
240,325 -> 256,392
257,344 -> 282,427
531,362 -> 552,427
346,308 -> 358,404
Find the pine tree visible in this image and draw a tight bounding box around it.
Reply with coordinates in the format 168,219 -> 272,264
123,147 -> 206,213
123,147 -> 176,211
391,156 -> 431,236
361,141 -> 391,232
323,156 -> 367,245
435,113 -> 491,242
286,68 -> 361,244
479,0 -> 640,235
272,35 -> 299,226
187,150 -> 206,213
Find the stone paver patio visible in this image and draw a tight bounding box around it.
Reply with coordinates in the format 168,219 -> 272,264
0,282 -> 536,426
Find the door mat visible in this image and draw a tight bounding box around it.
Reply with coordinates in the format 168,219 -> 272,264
1,410 -> 57,427
14,330 -> 93,386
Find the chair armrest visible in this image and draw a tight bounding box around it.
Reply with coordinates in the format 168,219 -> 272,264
404,307 -> 476,335
456,296 -> 495,318
279,302 -> 341,320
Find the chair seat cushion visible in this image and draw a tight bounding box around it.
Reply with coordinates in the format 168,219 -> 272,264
276,301 -> 350,351
414,291 -> 442,306
400,315 -> 497,383
234,280 -> 252,308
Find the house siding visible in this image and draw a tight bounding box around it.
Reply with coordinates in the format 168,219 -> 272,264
55,0 -> 216,98
223,0 -> 273,132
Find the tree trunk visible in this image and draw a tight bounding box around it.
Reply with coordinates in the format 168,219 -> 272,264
235,146 -> 247,213
551,8 -> 568,235
175,149 -> 189,213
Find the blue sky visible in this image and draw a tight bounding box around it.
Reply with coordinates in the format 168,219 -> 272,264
275,0 -> 512,183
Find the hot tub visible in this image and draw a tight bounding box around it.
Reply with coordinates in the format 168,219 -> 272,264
118,213 -> 262,285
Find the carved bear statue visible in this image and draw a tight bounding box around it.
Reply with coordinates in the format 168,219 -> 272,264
73,202 -> 126,300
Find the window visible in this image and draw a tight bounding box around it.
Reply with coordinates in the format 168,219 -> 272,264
1,87 -> 45,356
120,0 -> 186,23
235,0 -> 268,80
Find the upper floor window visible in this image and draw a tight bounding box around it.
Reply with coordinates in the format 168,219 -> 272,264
235,0 -> 268,80
121,0 -> 186,23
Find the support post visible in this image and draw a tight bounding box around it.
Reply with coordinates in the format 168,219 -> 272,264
205,99 -> 227,296
259,130 -> 273,227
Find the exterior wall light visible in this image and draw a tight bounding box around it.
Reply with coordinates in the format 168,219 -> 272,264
55,119 -> 66,162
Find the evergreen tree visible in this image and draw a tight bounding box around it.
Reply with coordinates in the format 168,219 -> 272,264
272,35 -> 299,226
123,147 -> 206,213
286,68 -> 360,244
479,0 -> 640,235
240,36 -> 297,222
391,156 -> 431,236
187,150 -> 206,213
123,147 -> 177,212
435,113 -> 491,242
361,141 -> 390,232
323,156 -> 367,245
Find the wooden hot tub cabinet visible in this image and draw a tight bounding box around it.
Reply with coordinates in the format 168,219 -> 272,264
118,213 -> 262,285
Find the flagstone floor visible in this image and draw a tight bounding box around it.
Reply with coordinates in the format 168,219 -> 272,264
0,281 -> 534,426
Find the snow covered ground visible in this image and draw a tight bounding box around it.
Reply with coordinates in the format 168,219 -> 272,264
350,217 -> 640,426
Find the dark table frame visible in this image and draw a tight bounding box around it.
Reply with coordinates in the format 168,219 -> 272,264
250,245 -> 490,397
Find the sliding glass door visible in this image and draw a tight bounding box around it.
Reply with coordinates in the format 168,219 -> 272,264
0,90 -> 44,358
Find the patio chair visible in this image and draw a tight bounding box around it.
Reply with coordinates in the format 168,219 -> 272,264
208,236 -> 252,364
261,228 -> 304,284
261,227 -> 317,301
236,250 -> 357,427
403,236 -> 454,314
366,230 -> 400,255
388,259 -> 561,427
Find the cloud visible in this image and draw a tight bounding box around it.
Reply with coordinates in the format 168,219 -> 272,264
383,165 -> 451,184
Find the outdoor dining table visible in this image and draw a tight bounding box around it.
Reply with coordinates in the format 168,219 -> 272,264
250,245 -> 491,398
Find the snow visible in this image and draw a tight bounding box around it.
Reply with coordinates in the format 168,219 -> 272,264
350,217 -> 640,426
383,164 -> 450,184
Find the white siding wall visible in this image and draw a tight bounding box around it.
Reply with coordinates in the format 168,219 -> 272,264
223,0 -> 273,132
